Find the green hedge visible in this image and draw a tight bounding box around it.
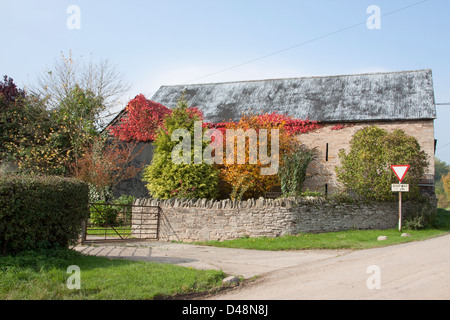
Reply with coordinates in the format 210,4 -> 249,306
0,174 -> 89,255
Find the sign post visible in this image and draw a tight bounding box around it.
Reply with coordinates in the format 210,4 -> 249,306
390,165 -> 410,232
399,191 -> 402,232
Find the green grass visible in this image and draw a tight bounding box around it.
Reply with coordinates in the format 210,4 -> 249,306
194,209 -> 450,251
0,249 -> 225,300
3,210 -> 449,300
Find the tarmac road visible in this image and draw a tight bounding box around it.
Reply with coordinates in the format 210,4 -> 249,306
208,234 -> 450,300
74,233 -> 450,300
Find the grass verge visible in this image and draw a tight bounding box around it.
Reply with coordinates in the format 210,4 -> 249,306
0,249 -> 225,300
194,209 -> 450,251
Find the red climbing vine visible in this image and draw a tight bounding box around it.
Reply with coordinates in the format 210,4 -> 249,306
109,94 -> 172,142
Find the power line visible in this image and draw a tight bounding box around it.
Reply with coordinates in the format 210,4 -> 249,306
184,0 -> 431,85
437,142 -> 450,150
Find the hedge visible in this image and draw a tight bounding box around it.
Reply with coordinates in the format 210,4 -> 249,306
0,174 -> 89,255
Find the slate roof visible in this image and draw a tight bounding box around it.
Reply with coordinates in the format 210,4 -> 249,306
149,69 -> 436,124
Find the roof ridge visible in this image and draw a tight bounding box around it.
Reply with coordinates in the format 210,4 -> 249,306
159,69 -> 432,88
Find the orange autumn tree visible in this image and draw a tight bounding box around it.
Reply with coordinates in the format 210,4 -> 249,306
71,136 -> 143,201
213,112 -> 320,199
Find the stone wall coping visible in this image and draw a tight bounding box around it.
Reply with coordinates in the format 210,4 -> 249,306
133,196 -> 398,209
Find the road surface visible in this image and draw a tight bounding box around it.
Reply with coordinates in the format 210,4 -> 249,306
207,234 -> 450,300
74,234 -> 450,300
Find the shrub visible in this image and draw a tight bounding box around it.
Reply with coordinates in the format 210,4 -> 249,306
71,135 -> 143,202
300,189 -> 324,197
90,204 -> 119,227
0,174 -> 89,255
142,97 -> 219,199
89,195 -> 135,226
404,196 -> 437,230
170,180 -> 197,199
279,144 -> 317,197
336,126 -> 428,201
230,174 -> 255,201
217,113 -> 320,199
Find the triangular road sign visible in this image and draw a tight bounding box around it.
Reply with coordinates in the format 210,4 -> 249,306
391,165 -> 410,182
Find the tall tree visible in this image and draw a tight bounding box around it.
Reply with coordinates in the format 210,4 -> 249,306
435,158 -> 450,182
0,76 -> 50,165
443,172 -> 450,199
29,50 -> 131,129
435,158 -> 450,208
0,75 -> 25,159
3,84 -> 104,176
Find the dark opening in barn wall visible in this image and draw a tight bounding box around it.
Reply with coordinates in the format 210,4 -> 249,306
112,141 -> 154,199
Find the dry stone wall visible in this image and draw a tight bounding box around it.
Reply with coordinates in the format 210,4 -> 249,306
132,197 -> 410,242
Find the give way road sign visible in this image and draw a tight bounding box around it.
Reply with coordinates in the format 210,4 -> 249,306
390,164 -> 410,232
390,165 -> 410,182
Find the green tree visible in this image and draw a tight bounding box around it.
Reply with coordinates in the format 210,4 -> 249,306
29,50 -> 130,129
336,126 -> 428,201
52,85 -> 104,169
142,98 -> 219,199
443,172 -> 450,204
5,86 -> 103,176
0,75 -> 27,160
435,158 -> 450,182
434,158 -> 450,208
0,76 -> 60,174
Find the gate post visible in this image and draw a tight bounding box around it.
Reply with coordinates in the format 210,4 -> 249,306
156,207 -> 161,240
80,218 -> 87,244
131,204 -> 141,239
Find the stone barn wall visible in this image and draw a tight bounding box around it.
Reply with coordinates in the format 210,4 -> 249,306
298,120 -> 435,195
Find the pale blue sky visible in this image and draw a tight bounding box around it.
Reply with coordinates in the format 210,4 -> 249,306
1,0 -> 450,163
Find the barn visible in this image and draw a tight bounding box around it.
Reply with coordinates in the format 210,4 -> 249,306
107,69 -> 437,198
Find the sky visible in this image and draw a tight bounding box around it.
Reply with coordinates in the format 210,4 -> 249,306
1,0 -> 450,164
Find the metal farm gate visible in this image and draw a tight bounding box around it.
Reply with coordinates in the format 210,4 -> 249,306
81,203 -> 161,244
